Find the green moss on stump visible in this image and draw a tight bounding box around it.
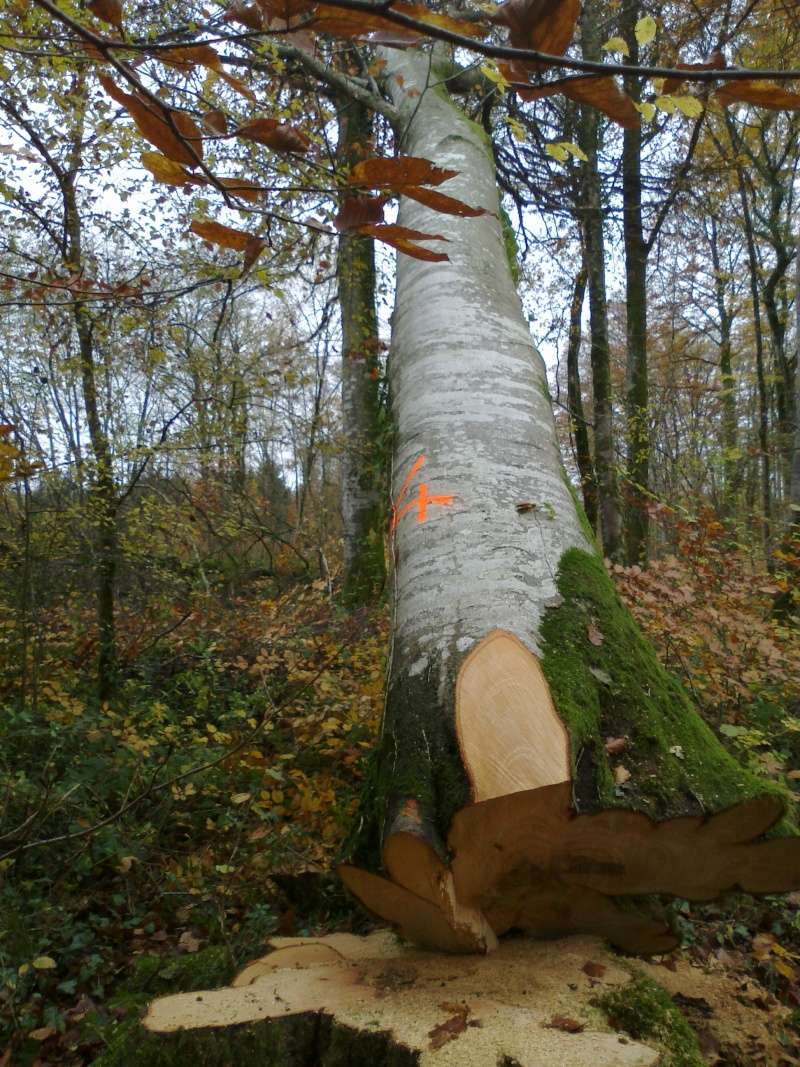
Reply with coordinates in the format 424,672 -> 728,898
540,548 -> 788,820
600,978 -> 705,1067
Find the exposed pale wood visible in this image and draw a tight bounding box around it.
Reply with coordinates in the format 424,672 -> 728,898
383,829 -> 498,953
339,864 -> 487,953
233,942 -> 345,987
145,930 -> 661,1066
456,630 -> 571,802
448,783 -> 800,942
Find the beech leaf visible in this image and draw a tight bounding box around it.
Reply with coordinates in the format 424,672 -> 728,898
714,80 -> 800,111
401,186 -> 486,217
190,219 -> 255,251
349,156 -> 458,190
234,118 -> 311,153
358,224 -> 450,262
601,36 -> 629,56
87,0 -> 123,29
634,15 -> 657,45
335,194 -> 387,232
491,0 -> 580,68
98,74 -> 203,165
141,151 -> 193,186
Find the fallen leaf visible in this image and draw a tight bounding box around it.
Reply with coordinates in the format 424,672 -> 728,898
582,961 -> 607,978
587,622 -> 604,645
178,930 -> 202,953
544,1015 -> 585,1032
428,1005 -> 469,1049
590,667 -> 612,686
604,736 -> 627,756
29,1027 -> 57,1041
614,765 -> 631,786
32,956 -> 57,970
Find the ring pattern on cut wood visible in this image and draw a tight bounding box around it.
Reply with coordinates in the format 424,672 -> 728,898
389,454 -> 454,532
339,630 -> 800,957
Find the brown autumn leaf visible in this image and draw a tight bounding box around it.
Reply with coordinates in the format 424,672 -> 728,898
224,0 -> 264,28
334,194 -> 387,232
491,0 -> 580,69
87,0 -> 123,29
242,235 -> 267,273
604,736 -> 628,756
582,961 -> 607,979
190,219 -> 254,251
160,45 -> 257,102
428,1005 -> 469,1050
663,53 -> 725,94
544,1015 -> 585,1033
98,74 -> 203,165
203,109 -> 228,136
309,2 -> 485,42
402,185 -> 486,218
257,0 -> 316,17
0,425 -> 15,436
358,224 -> 450,262
587,621 -> 604,646
562,76 -> 640,129
349,156 -> 458,189
714,80 -> 800,111
217,176 -> 264,202
234,118 -> 311,153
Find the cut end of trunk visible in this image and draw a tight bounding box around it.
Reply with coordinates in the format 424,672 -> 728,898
456,630 -> 571,802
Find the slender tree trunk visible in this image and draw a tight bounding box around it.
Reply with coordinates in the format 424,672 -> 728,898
619,0 -> 650,565
565,265 -> 597,531
737,169 -> 772,557
63,139 -> 118,699
709,217 -> 740,516
577,0 -> 621,559
337,95 -> 387,605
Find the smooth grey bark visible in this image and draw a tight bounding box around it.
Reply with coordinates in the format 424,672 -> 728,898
375,48 -> 592,842
337,95 -> 387,606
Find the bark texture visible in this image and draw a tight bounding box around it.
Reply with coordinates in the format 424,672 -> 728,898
376,48 -> 592,843
337,95 -> 388,605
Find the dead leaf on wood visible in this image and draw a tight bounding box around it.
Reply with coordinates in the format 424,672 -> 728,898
428,1006 -> 469,1050
582,961 -> 607,979
587,622 -> 604,645
544,1014 -> 585,1032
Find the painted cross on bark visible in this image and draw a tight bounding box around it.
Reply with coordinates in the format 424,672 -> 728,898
390,454 -> 454,531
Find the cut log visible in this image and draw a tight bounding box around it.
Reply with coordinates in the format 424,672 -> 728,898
141,931 -> 662,1066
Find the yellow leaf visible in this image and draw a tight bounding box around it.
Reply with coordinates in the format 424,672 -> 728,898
231,792 -> 251,804
673,95 -> 703,118
634,101 -> 656,121
655,95 -> 677,114
601,36 -> 630,56
480,62 -> 509,91
506,116 -> 526,141
634,16 -> 657,45
774,958 -> 796,980
32,956 -> 57,970
141,151 -> 192,185
546,141 -> 588,163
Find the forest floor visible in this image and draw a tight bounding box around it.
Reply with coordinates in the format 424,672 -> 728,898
1,512 -> 800,1065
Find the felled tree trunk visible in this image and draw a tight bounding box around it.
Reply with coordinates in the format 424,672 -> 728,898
341,47 -> 800,956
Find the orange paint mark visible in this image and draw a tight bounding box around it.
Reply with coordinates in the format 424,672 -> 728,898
390,456 -> 454,532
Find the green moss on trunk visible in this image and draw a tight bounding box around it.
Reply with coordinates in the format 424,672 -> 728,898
540,548 -> 788,820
